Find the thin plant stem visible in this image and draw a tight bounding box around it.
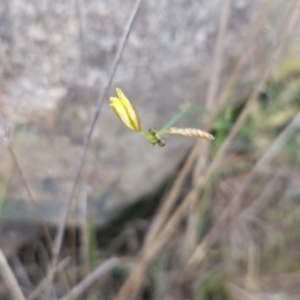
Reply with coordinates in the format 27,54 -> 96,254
29,1 -> 144,299
27,258 -> 71,300
160,105 -> 203,131
8,146 -> 53,254
53,0 -> 144,263
187,0 -> 232,256
0,248 -> 26,300
59,257 -> 119,300
208,0 -> 275,124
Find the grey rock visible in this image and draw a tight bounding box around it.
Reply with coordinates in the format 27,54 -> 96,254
0,0 -> 273,225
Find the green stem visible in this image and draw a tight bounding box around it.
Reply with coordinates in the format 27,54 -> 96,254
159,105 -> 205,131
140,131 -> 148,138
157,129 -> 170,136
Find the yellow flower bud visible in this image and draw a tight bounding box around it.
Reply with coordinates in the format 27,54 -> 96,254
110,88 -> 142,132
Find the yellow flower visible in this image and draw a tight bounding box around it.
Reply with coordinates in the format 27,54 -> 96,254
110,88 -> 142,132
109,88 -> 215,147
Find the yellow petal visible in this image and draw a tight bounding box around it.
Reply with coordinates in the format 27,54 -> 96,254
110,97 -> 135,130
116,88 -> 141,131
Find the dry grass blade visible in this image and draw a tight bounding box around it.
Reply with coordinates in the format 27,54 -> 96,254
79,187 -> 90,277
205,0 -> 232,111
59,257 -> 119,300
209,0 -> 275,123
9,255 -> 34,292
245,243 -> 260,292
27,257 -> 71,300
189,0 -> 300,265
144,145 -> 199,247
116,167 -> 206,300
116,144 -> 202,300
0,248 -> 26,300
8,147 -> 53,254
192,0 -> 274,185
227,282 -> 260,300
0,115 -> 53,256
113,146 -> 198,299
193,0 -> 274,182
189,0 -> 232,256
190,109 -> 300,265
246,173 -> 283,213
255,113 -> 300,167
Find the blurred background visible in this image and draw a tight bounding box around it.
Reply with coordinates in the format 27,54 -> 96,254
0,0 -> 300,299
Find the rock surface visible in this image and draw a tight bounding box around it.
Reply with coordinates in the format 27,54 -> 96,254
0,0 -> 272,225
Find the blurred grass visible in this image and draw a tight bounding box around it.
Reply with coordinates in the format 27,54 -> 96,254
80,45 -> 300,298
195,272 -> 231,300
0,126 -> 26,224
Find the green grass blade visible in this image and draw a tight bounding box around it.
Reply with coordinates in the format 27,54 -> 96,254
160,105 -> 205,131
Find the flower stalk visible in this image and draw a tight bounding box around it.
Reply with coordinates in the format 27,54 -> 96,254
110,88 -> 215,147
